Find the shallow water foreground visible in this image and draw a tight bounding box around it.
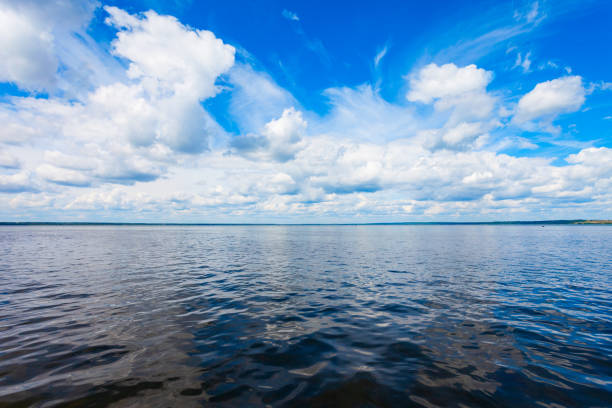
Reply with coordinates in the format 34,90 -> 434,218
0,225 -> 611,407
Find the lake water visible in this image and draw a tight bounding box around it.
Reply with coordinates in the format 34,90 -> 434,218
0,225 -> 611,407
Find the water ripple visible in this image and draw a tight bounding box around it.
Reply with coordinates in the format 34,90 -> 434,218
0,225 -> 611,407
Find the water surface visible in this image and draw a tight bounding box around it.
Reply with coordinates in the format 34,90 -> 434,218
1,225 -> 611,407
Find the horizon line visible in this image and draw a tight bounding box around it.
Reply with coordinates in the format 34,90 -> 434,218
1,220 -> 611,226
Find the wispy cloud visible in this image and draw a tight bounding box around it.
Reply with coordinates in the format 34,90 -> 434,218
527,2 -> 540,22
374,45 -> 388,68
282,9 -> 299,22
513,51 -> 532,72
287,19 -> 331,67
514,1 -> 543,24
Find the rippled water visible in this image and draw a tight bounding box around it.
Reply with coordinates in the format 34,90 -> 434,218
1,225 -> 611,407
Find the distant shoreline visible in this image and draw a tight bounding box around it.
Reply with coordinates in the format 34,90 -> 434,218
1,220 -> 611,226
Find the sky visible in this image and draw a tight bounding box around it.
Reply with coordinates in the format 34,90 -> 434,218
0,0 -> 611,223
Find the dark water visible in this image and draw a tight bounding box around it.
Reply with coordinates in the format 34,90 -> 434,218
1,225 -> 611,407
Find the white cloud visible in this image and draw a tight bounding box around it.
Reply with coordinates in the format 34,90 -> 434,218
566,147 -> 612,168
0,6 -> 57,91
0,0 -> 116,94
1,5 -> 610,222
425,122 -> 491,150
407,63 -> 493,104
263,108 -> 307,161
421,121 -> 490,151
3,0 -> 97,29
0,5 -> 239,199
319,84 -> 420,143
0,6 -> 237,154
102,6 -> 235,153
374,46 -> 388,68
282,9 -> 299,22
227,64 -> 298,132
9,192 -> 53,209
6,137 -> 612,220
513,51 -> 531,72
442,122 -> 483,146
231,107 -> 307,162
105,6 -> 234,99
43,151 -> 95,171
0,151 -> 20,169
589,81 -> 612,92
526,2 -> 540,23
0,171 -> 35,193
514,76 -> 585,124
36,164 -> 91,187
406,63 -> 496,122
514,1 -> 541,24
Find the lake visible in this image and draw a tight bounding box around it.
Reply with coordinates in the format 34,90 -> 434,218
0,225 -> 611,407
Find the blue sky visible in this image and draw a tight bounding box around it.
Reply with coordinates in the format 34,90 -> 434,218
0,0 -> 611,222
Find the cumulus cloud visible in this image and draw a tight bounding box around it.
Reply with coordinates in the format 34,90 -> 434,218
231,108 -> 307,162
407,63 -> 496,122
1,4 -> 610,222
407,63 -> 493,104
5,136 -> 612,220
513,76 -> 585,125
262,108 -> 307,161
420,121 -> 490,151
105,6 -> 234,99
0,6 -> 237,193
0,94 -> 169,186
566,147 -> 612,168
1,6 -> 236,154
0,6 -> 57,91
102,6 -> 235,153
0,0 -> 116,94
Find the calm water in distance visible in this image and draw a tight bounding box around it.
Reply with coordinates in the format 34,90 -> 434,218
0,225 -> 611,407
